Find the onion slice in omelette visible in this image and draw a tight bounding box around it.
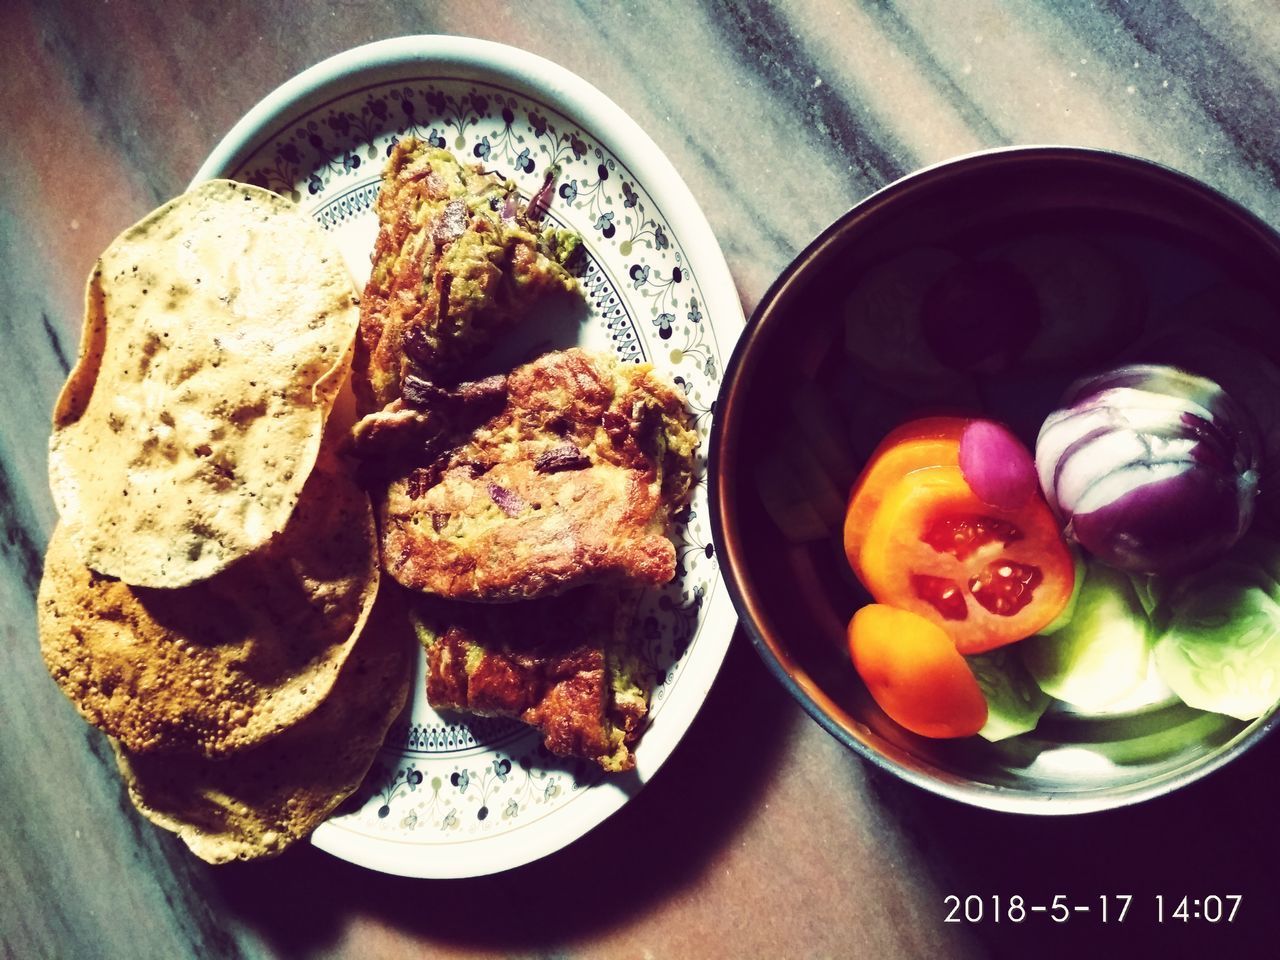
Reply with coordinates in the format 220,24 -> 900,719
113,588 -> 414,863
38,458 -> 380,758
48,179 -> 360,588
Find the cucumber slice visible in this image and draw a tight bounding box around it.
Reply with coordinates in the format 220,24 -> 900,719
1155,579 -> 1280,721
1021,564 -> 1151,710
1157,537 -> 1280,621
967,648 -> 1051,741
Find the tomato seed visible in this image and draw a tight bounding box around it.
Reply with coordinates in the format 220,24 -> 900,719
921,515 -> 1023,561
968,560 -> 1042,616
911,574 -> 969,620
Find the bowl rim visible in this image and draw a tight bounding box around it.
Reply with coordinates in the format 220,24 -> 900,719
709,144 -> 1280,815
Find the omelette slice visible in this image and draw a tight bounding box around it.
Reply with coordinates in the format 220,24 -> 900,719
376,348 -> 698,601
415,589 -> 649,772
355,138 -> 580,412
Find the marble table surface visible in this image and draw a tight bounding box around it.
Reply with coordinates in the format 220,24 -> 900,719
4,2 -> 1280,958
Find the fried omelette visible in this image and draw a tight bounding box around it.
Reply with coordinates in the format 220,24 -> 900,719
350,145 -> 697,771
415,588 -> 649,772
355,138 -> 580,412
375,348 -> 698,601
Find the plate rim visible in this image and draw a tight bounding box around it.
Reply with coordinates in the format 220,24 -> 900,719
194,34 -> 744,877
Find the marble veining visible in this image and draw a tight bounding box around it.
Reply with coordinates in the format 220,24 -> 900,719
4,1 -> 1280,958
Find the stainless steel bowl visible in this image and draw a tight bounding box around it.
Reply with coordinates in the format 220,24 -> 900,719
710,146 -> 1280,813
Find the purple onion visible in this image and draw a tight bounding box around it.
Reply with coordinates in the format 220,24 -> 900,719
1068,462 -> 1252,575
486,482 -> 527,517
1062,364 -> 1260,469
1144,321 -> 1280,531
1035,364 -> 1260,576
525,166 -> 559,223
959,420 -> 1037,509
500,191 -> 519,223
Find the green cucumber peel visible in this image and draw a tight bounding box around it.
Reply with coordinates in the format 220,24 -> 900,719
967,647 -> 1051,741
1038,548 -> 1086,636
1129,572 -> 1162,620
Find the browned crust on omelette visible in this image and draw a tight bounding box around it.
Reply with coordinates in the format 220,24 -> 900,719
415,589 -> 648,772
355,139 -> 578,412
379,348 -> 698,601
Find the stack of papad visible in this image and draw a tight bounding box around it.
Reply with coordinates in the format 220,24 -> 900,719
49,179 -> 360,589
114,590 -> 412,864
39,180 -> 408,862
38,462 -> 379,757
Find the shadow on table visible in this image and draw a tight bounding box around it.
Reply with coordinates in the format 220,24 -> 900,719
863,722 -> 1280,959
205,627 -> 796,955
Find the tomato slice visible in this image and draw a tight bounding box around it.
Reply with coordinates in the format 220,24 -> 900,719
848,605 -> 988,738
843,417 -> 968,579
858,465 -> 1074,653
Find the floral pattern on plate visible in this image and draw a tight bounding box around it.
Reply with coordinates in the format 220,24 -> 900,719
217,71 -> 732,864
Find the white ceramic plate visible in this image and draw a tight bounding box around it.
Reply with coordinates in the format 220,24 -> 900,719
194,36 -> 743,878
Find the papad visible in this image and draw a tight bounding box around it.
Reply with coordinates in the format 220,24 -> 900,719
39,462 -> 379,757
49,179 -> 359,587
114,589 -> 413,863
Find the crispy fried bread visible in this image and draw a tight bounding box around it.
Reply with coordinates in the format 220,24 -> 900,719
378,348 -> 698,600
49,179 -> 359,588
38,462 -> 379,757
355,139 -> 579,411
115,589 -> 413,863
415,589 -> 649,772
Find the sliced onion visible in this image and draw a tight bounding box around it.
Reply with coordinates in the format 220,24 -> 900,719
1036,393 -> 1229,514
1064,364 -> 1223,407
1065,364 -> 1260,470
500,190 -> 519,223
1145,313 -> 1280,531
525,166 -> 559,222
1054,431 -> 1200,517
958,419 -> 1036,509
